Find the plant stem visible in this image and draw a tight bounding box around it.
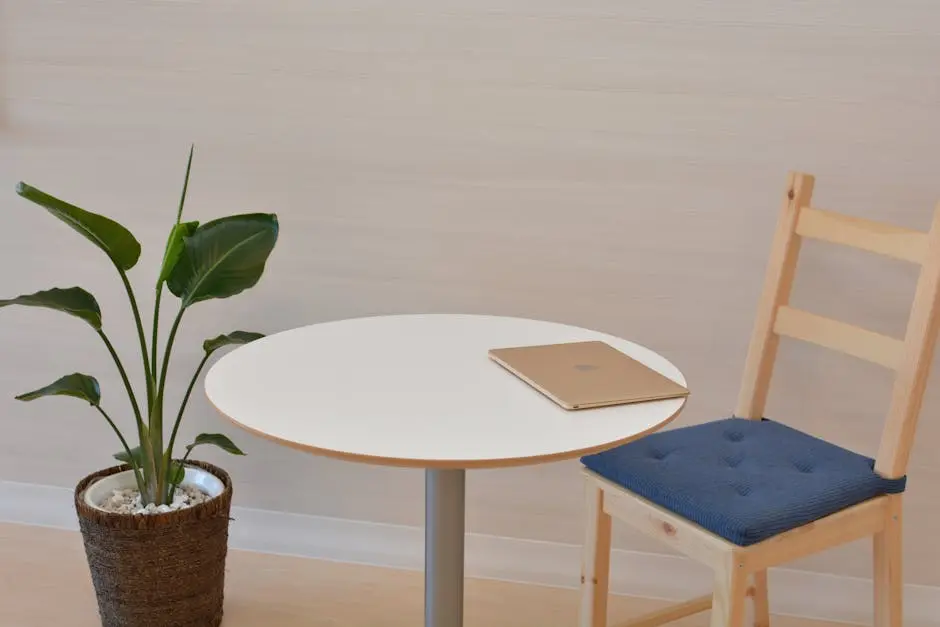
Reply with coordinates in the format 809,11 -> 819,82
153,141 -> 193,378
96,330 -> 144,429
152,307 -> 186,502
164,352 -> 210,470
168,448 -> 194,499
95,405 -> 146,497
148,286 -> 163,501
151,288 -> 162,387
149,144 -> 192,423
118,269 -> 154,408
98,329 -> 156,497
156,308 -> 186,422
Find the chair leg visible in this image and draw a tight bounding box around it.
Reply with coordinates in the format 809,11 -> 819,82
711,557 -> 748,627
874,496 -> 902,627
751,571 -> 770,627
579,482 -> 612,627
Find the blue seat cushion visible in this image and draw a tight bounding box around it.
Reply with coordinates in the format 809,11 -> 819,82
581,418 -> 906,546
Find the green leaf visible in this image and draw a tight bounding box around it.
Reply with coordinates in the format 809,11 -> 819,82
158,147 -> 198,288
203,331 -> 265,356
157,221 -> 199,287
114,446 -> 143,466
166,213 -> 278,307
167,460 -> 186,486
176,145 -> 195,224
0,287 -> 102,329
16,373 -> 101,406
15,183 -> 142,271
185,433 -> 246,456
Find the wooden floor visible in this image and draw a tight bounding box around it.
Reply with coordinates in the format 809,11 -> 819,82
0,522 -> 846,627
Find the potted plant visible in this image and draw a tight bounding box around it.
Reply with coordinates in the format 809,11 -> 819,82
0,148 -> 278,627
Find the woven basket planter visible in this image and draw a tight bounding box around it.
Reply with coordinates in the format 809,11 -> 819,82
74,461 -> 233,627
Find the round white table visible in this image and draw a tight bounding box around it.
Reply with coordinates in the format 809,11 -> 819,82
205,314 -> 686,627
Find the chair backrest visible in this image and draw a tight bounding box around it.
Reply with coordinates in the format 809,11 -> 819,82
735,172 -> 940,479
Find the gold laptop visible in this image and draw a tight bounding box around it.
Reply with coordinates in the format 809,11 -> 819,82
488,341 -> 688,410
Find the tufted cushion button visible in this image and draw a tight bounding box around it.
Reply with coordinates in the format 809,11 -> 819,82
793,460 -> 814,473
725,430 -> 745,442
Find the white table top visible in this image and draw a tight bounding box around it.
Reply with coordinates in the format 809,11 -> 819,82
205,314 -> 687,469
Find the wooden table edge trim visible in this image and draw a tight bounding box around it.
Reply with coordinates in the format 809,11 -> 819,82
208,397 -> 687,469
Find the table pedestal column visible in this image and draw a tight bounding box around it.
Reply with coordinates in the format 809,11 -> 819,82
425,468 -> 466,627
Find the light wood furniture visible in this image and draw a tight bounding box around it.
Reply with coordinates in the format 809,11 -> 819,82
579,172 -> 940,627
205,314 -> 688,627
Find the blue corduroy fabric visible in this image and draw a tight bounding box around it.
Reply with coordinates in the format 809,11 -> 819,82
581,418 -> 906,546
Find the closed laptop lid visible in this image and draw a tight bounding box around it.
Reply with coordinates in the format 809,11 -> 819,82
488,340 -> 689,410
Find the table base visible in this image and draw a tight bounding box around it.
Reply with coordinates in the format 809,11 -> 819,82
425,468 -> 466,627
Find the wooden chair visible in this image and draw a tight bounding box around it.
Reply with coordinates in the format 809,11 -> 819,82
578,172 -> 940,627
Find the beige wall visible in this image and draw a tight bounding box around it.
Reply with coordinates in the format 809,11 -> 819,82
1,0 -> 938,585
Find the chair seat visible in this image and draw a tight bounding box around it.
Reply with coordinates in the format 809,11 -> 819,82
581,418 -> 906,546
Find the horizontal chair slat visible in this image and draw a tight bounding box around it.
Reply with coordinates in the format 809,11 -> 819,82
740,496 -> 890,573
615,595 -> 712,627
774,306 -> 904,369
796,206 -> 927,264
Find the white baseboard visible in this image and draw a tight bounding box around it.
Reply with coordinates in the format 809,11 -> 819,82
1,479 -> 937,626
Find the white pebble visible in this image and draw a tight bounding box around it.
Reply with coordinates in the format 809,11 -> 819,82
98,484 -> 212,515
